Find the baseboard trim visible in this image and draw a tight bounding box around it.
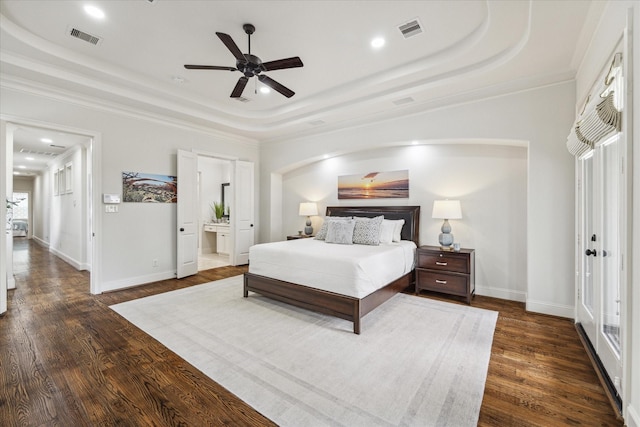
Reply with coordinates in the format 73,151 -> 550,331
32,235 -> 49,249
476,285 -> 526,302
525,298 -> 573,318
49,247 -> 83,270
100,270 -> 176,293
627,405 -> 640,427
575,323 -> 623,421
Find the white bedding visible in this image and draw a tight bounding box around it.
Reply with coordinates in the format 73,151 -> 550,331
248,239 -> 416,298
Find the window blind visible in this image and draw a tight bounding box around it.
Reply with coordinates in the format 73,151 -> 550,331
566,53 -> 622,157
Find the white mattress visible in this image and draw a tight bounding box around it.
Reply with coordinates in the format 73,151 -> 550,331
248,239 -> 416,298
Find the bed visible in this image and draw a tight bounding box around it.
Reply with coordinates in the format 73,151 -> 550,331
244,206 -> 420,334
13,219 -> 28,237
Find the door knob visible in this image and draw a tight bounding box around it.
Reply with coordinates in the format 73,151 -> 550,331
585,249 -> 597,256
179,227 -> 184,232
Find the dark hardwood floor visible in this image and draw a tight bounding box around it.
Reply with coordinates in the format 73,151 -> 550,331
1,238 -> 622,426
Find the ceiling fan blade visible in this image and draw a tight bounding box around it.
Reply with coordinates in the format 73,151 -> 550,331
230,76 -> 249,98
184,65 -> 237,71
258,75 -> 295,98
216,32 -> 246,61
261,56 -> 304,71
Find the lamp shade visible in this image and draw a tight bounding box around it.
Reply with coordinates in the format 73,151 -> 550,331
432,200 -> 462,219
299,202 -> 318,216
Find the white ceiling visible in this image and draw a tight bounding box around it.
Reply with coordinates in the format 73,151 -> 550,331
1,1 -> 598,174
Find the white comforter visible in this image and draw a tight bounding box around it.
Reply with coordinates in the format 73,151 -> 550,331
248,239 -> 416,298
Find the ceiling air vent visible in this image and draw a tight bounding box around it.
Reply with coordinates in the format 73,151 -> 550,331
393,97 -> 415,106
68,27 -> 102,45
398,18 -> 423,39
20,148 -> 59,157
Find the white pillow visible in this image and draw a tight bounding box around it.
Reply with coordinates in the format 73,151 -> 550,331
314,216 -> 352,240
379,220 -> 396,244
380,219 -> 404,243
325,219 -> 356,244
389,219 -> 405,242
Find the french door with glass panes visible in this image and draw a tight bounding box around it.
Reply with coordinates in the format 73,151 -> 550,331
576,133 -> 623,400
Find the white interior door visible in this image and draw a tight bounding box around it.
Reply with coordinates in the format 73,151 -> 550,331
176,149 -> 198,278
576,135 -> 623,398
232,160 -> 254,265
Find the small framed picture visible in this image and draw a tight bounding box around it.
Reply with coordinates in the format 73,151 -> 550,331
65,162 -> 73,194
53,170 -> 59,196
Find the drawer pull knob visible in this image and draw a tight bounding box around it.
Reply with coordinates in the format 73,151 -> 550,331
435,280 -> 447,285
436,262 -> 448,266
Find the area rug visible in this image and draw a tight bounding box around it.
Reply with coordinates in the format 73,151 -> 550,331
110,275 -> 498,426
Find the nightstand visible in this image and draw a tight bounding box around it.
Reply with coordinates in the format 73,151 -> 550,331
286,234 -> 313,240
415,245 -> 475,304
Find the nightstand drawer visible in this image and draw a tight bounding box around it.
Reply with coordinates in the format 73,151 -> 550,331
416,270 -> 468,295
417,252 -> 468,274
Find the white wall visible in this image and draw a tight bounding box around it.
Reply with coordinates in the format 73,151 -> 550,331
0,85 -> 259,293
574,2 -> 639,425
31,169 -> 50,246
47,145 -> 87,269
281,143 -> 528,301
261,81 -> 575,319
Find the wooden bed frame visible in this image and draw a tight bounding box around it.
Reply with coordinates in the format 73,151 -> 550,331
243,206 -> 421,334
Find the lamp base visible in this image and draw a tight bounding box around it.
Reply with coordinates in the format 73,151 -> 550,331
304,217 -> 313,236
438,232 -> 454,248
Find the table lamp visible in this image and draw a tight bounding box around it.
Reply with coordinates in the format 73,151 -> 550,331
299,202 -> 318,235
432,200 -> 462,250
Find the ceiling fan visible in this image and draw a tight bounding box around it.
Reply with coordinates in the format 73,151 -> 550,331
184,23 -> 303,99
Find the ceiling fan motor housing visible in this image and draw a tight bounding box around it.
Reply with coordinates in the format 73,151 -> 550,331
238,54 -> 263,77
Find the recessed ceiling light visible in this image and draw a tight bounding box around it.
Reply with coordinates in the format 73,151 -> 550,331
41,138 -> 52,143
13,171 -> 20,175
26,157 -> 35,161
18,165 -> 26,169
371,37 -> 385,49
260,86 -> 271,94
84,5 -> 105,19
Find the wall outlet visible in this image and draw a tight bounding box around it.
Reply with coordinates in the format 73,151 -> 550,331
152,259 -> 158,267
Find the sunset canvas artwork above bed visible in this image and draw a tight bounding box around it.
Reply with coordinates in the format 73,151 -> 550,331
337,170 -> 409,199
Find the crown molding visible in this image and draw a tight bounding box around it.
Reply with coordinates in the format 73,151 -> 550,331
1,75 -> 259,147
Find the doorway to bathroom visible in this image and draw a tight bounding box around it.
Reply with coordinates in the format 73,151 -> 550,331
197,156 -> 231,271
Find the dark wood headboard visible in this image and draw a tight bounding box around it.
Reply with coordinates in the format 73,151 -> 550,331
325,206 -> 420,246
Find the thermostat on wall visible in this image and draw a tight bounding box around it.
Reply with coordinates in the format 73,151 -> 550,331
103,194 -> 121,204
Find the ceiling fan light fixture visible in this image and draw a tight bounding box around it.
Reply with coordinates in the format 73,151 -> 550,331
41,138 -> 52,143
260,86 -> 271,94
184,23 -> 302,99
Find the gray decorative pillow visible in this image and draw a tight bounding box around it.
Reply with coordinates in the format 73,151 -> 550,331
325,219 -> 356,244
314,216 -> 352,240
352,215 -> 384,245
